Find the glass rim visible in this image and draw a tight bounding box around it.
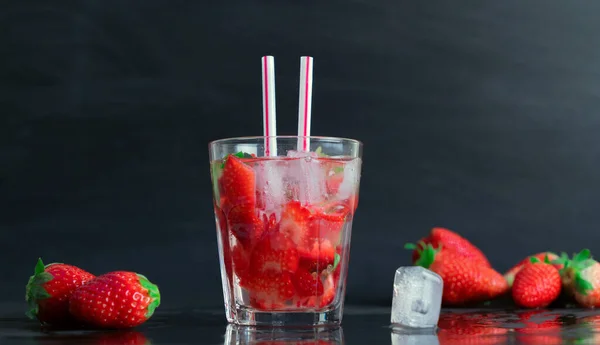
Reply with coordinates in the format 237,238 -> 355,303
209,135 -> 363,147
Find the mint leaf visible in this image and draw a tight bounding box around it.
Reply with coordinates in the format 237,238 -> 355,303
333,253 -> 341,270
315,146 -> 326,157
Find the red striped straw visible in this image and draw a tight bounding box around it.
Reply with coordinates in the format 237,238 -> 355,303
297,56 -> 313,152
261,56 -> 277,156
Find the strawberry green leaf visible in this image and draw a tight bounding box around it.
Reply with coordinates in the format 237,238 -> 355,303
530,257 -> 541,264
415,244 -> 438,269
581,260 -> 596,270
543,253 -> 552,264
137,274 -> 161,319
25,258 -> 53,320
574,249 -> 591,263
575,271 -> 594,295
34,258 -> 45,275
404,243 -> 417,250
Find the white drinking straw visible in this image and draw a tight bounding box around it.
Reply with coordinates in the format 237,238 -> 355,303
262,56 -> 277,156
297,56 -> 313,152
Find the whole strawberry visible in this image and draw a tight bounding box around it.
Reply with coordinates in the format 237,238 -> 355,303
25,258 -> 95,325
407,227 -> 491,268
511,257 -> 561,308
557,249 -> 592,298
572,259 -> 600,308
504,252 -> 561,287
410,244 -> 508,306
69,271 -> 161,329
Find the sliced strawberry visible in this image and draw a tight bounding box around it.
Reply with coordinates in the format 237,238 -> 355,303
251,232 -> 299,274
297,274 -> 337,309
308,203 -> 349,245
232,244 -> 252,287
299,239 -> 336,273
319,274 -> 337,308
248,271 -> 295,310
293,269 -> 324,297
261,212 -> 279,236
227,204 -> 264,247
221,155 -> 256,208
280,201 -> 312,246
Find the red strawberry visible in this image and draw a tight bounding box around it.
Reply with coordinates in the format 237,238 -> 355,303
293,269 -> 324,297
227,204 -> 264,247
220,155 -> 256,209
319,274 -> 337,308
69,271 -> 161,329
408,228 -> 491,268
411,244 -> 508,306
296,273 -> 337,309
557,249 -> 592,299
504,252 -> 561,287
250,231 -> 299,274
280,201 -> 312,246
308,202 -> 349,245
248,271 -> 295,310
511,258 -> 561,308
232,244 -> 251,287
25,258 -> 95,325
298,239 -> 336,273
572,259 -> 600,308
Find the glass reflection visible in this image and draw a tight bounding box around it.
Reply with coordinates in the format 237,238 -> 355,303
224,324 -> 343,345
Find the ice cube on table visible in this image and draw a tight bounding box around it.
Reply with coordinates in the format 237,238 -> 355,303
391,266 -> 443,330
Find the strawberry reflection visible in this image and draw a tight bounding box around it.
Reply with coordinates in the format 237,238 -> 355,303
514,310 -> 563,345
436,312 -> 508,345
566,314 -> 600,344
224,324 -> 343,344
35,330 -> 151,345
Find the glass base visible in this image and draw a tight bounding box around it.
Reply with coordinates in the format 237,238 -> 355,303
231,305 -> 343,327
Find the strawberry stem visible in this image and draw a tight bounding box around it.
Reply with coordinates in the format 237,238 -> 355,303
24,258 -> 53,320
137,274 -> 161,319
414,244 -> 439,269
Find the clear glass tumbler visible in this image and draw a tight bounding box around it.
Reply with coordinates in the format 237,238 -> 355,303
209,136 -> 362,327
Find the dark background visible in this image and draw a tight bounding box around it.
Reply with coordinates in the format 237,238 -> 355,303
2,0 -> 600,311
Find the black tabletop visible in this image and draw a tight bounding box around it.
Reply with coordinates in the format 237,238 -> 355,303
2,306 -> 600,345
